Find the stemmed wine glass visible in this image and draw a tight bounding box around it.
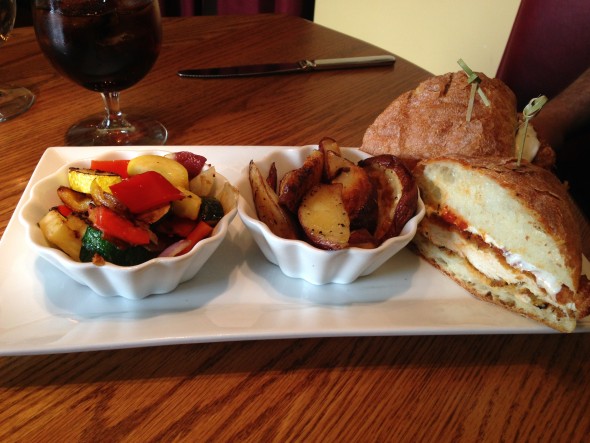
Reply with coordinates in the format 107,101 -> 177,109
32,0 -> 167,146
0,0 -> 35,122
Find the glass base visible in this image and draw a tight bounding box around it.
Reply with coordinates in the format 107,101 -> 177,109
0,85 -> 35,122
66,114 -> 168,146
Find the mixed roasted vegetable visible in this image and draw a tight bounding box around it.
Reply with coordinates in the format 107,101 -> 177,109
39,152 -> 237,266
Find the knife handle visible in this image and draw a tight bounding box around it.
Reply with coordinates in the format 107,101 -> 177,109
312,55 -> 395,70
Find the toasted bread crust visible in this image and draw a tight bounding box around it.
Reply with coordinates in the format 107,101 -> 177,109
361,72 -> 518,169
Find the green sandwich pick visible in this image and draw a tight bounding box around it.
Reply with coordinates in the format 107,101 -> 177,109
457,59 -> 490,121
517,95 -> 548,166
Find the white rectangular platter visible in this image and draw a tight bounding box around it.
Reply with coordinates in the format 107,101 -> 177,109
1,146 -> 588,356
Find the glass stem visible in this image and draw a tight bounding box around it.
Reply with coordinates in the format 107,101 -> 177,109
101,91 -> 129,129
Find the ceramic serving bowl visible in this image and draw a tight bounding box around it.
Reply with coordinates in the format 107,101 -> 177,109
237,146 -> 425,285
19,149 -> 238,299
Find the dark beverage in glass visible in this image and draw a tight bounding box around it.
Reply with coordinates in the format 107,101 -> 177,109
32,0 -> 167,146
34,0 -> 161,92
0,0 -> 35,122
0,0 -> 16,41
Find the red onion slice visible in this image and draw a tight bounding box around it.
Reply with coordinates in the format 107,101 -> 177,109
159,239 -> 192,257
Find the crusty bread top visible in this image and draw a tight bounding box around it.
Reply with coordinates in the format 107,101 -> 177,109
414,155 -> 582,294
361,72 -> 518,169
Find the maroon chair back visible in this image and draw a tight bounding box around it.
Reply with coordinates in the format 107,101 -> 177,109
159,0 -> 314,20
496,0 -> 590,110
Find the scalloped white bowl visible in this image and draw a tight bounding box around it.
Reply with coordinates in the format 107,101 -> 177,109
18,149 -> 238,299
237,146 -> 425,285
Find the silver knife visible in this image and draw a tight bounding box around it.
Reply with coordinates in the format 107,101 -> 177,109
177,55 -> 395,79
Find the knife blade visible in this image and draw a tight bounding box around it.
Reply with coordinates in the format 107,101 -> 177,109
177,55 -> 395,79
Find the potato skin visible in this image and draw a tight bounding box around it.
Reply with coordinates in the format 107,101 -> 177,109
278,150 -> 323,213
249,160 -> 299,240
266,162 -> 278,192
359,154 -> 418,242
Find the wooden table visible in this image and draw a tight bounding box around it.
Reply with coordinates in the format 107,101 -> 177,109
1,14 -> 589,442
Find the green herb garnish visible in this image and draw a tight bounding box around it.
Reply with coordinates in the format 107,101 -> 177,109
457,59 -> 490,121
517,95 -> 548,166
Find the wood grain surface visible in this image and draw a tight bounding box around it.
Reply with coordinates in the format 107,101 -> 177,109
1,14 -> 589,442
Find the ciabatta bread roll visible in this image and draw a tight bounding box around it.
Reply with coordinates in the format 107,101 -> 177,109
412,156 -> 590,332
361,72 -> 554,169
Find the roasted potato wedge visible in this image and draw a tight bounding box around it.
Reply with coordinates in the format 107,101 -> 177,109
318,137 -> 342,179
359,154 -> 418,242
331,161 -> 377,228
298,183 -> 350,250
249,160 -> 299,240
266,162 -> 278,192
319,137 -> 341,156
278,150 -> 323,213
324,149 -> 378,230
324,150 -> 353,181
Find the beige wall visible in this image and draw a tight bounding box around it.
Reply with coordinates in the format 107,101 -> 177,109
314,0 -> 521,76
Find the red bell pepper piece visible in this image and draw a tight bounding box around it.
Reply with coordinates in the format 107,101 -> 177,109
110,171 -> 185,213
156,216 -> 199,238
178,220 -> 213,255
56,204 -> 72,217
89,205 -> 151,245
90,159 -> 130,178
